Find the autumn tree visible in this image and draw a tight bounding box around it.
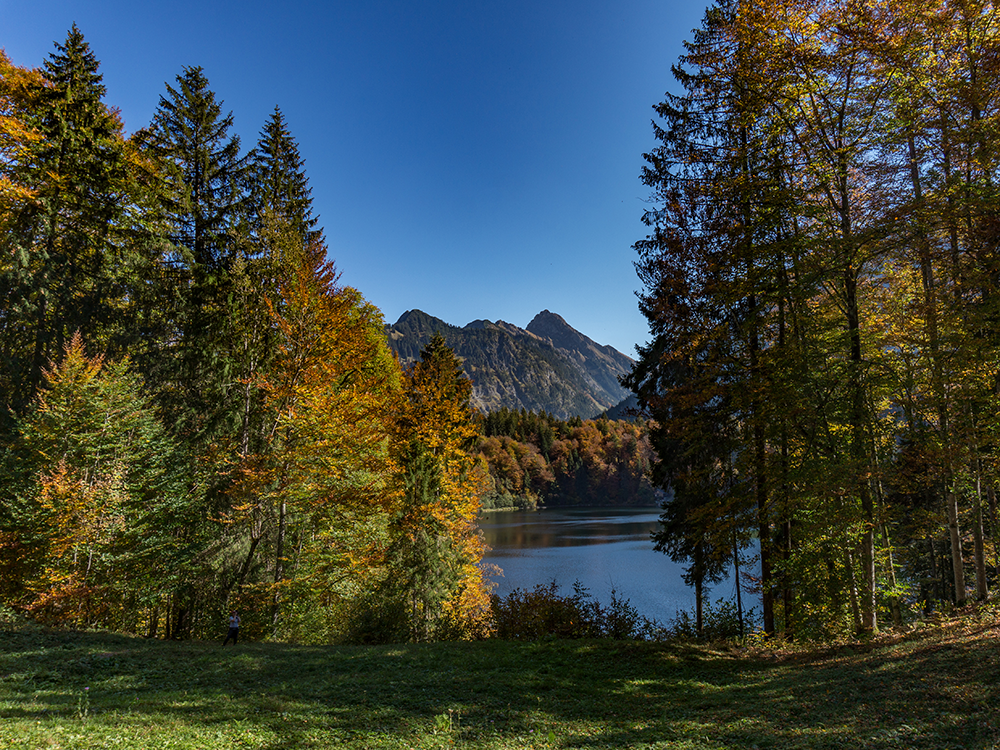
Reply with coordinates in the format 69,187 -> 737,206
0,334 -> 194,631
385,333 -> 491,641
629,0 -> 1000,635
225,236 -> 401,640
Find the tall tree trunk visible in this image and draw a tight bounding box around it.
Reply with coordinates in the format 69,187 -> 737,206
845,265 -> 876,633
148,606 -> 159,639
908,128 -> 966,611
694,568 -> 704,638
778,289 -> 793,640
973,459 -> 987,601
271,496 -> 286,632
988,483 -> 1000,588
844,546 -> 862,634
733,525 -> 744,638
836,143 -> 875,632
926,537 -> 938,613
947,485 -> 967,606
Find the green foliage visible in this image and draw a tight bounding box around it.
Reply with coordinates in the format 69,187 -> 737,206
385,442 -> 463,641
668,597 -> 760,642
627,0 -> 1000,636
0,28 -> 411,642
252,106 -> 321,245
479,490 -> 538,511
0,26 -> 151,423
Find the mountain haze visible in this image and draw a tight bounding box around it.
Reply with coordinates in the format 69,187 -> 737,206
386,310 -> 634,420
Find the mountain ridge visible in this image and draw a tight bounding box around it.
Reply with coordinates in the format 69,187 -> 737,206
385,309 -> 634,420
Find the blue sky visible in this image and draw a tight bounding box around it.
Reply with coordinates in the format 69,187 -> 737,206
1,0 -> 707,357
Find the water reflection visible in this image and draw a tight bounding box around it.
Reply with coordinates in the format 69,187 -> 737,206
482,508 -> 661,551
479,506 -> 756,624
481,507 -> 687,623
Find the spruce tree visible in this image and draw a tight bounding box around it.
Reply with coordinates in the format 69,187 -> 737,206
150,65 -> 246,269
0,26 -> 135,422
252,107 -> 321,244
147,66 -> 248,443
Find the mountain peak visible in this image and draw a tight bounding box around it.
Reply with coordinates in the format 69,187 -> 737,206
385,309 -> 634,419
526,310 -> 580,348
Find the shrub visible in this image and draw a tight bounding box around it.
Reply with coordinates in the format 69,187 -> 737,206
490,580 -> 664,640
668,597 -> 759,641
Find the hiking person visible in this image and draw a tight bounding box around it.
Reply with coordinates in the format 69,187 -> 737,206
223,611 -> 240,646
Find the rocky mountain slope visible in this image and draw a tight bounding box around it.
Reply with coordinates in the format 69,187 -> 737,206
385,309 -> 634,419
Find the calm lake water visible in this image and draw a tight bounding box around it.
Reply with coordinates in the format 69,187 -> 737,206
480,506 -> 751,625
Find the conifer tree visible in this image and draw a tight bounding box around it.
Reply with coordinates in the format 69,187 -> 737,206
0,334 -> 194,631
147,65 -> 249,444
0,26 -> 137,422
252,107 -> 321,245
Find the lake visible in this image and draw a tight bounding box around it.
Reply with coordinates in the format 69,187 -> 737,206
480,506 -> 752,625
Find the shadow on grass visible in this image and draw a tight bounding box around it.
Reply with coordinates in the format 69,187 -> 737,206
1,624 -> 998,749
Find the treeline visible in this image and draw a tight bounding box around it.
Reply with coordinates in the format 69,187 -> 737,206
0,28 -> 490,643
477,408 -> 658,509
628,0 -> 1000,638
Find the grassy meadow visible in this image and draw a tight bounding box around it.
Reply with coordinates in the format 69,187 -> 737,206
2,608 -> 999,749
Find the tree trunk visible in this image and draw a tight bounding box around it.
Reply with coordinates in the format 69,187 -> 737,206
926,537 -> 938,614
733,525 -> 744,638
271,497 -> 286,632
694,569 -> 704,638
909,127 -> 965,612
973,461 -> 987,601
947,485 -> 967,606
881,522 -> 902,627
845,264 -> 876,633
988,483 -> 999,588
844,546 -> 862,634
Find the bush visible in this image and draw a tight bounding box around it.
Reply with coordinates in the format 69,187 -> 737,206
668,597 -> 758,641
479,491 -> 539,511
490,581 -> 664,640
338,591 -> 411,645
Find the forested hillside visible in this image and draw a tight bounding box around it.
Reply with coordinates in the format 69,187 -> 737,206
0,29 -> 491,643
628,0 -> 1000,639
477,408 -> 659,510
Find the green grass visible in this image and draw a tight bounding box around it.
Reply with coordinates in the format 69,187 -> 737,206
2,609 -> 999,749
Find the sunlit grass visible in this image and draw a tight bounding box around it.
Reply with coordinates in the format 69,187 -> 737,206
2,608 -> 999,749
